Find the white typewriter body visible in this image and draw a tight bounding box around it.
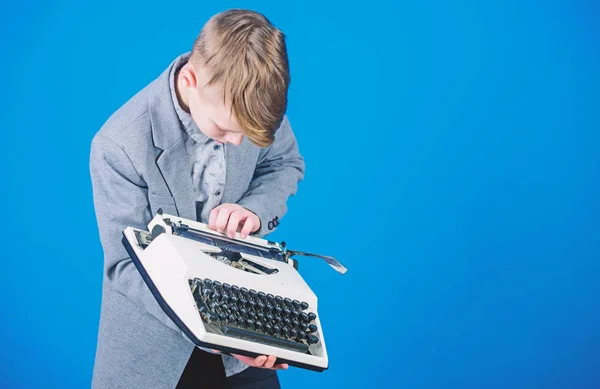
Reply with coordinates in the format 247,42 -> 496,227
122,212 -> 342,371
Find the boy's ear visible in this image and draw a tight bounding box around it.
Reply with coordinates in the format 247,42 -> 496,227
180,64 -> 199,89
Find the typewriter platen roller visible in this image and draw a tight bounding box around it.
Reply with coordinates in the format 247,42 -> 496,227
122,211 -> 346,372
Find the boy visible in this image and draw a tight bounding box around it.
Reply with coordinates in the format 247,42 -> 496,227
89,9 -> 305,389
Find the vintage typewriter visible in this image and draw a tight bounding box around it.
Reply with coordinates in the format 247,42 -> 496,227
121,210 -> 346,371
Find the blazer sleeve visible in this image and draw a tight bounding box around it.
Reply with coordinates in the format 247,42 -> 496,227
237,116 -> 306,237
89,133 -> 183,333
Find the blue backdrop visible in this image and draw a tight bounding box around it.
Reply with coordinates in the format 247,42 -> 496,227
1,0 -> 599,388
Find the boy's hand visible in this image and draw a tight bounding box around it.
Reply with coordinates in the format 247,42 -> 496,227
208,203 -> 260,239
231,353 -> 289,370
211,350 -> 288,370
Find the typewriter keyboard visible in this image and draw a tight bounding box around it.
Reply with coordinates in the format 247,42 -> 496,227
189,278 -> 319,353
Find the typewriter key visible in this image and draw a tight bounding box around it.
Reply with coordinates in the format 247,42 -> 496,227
307,335 -> 319,344
308,312 -> 317,322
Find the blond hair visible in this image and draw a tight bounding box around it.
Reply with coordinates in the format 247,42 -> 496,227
191,9 -> 290,147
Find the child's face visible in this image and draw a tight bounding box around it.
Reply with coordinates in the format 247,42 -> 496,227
186,64 -> 246,145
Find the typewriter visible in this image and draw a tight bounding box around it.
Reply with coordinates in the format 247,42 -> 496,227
121,210 -> 346,372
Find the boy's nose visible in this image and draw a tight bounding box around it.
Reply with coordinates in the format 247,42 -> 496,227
227,133 -> 244,145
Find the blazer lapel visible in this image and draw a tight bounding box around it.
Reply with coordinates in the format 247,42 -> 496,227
147,54 -> 197,220
155,140 -> 197,220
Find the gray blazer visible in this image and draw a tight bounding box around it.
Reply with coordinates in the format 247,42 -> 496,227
89,55 -> 305,389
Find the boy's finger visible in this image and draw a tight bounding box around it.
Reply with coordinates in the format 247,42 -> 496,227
208,206 -> 222,230
215,207 -> 231,232
239,217 -> 255,239
263,355 -> 277,369
254,355 -> 267,366
227,211 -> 242,238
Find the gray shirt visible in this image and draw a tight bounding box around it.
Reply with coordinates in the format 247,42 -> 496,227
169,53 -> 226,223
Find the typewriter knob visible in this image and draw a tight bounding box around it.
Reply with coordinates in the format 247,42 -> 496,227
307,335 -> 319,345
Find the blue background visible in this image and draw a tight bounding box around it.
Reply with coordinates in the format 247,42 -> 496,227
1,0 -> 599,388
